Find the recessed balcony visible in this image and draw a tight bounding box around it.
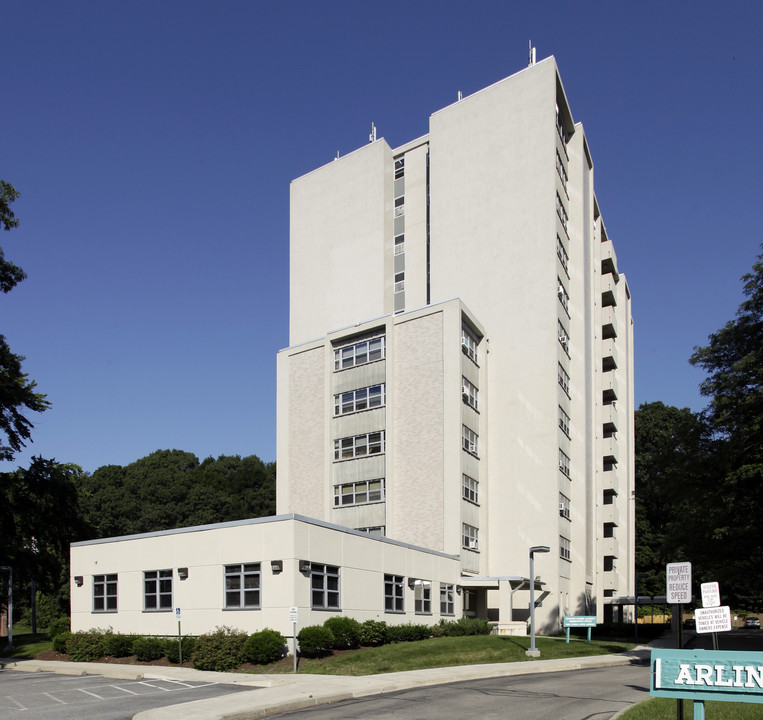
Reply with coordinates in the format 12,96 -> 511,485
602,306 -> 618,339
602,435 -> 618,464
603,402 -> 619,433
601,238 -> 620,281
602,465 -> 619,494
602,273 -> 618,307
602,339 -> 618,371
602,503 -> 620,526
603,569 -> 619,591
602,373 -> 619,403
602,536 -> 620,558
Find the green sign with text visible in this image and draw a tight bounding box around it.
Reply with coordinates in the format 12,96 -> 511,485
562,615 -> 597,628
651,649 -> 763,704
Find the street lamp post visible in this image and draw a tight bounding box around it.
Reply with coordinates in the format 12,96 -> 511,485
0,566 -> 12,651
526,546 -> 550,657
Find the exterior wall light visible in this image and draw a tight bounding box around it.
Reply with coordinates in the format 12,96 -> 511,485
177,567 -> 189,580
74,576 -> 84,587
299,560 -> 311,573
271,560 -> 283,573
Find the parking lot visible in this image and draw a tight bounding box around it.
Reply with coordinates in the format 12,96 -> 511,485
0,668 -> 251,720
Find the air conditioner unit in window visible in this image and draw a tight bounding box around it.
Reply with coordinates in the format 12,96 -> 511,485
461,338 -> 470,352
468,443 -> 477,453
559,502 -> 566,512
462,387 -> 470,399
469,540 -> 478,549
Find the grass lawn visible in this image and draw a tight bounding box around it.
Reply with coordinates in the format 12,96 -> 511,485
1,624 -> 53,660
619,697 -> 763,719
296,634 -> 635,675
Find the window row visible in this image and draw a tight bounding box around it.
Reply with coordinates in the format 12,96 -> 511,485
334,478 -> 385,506
384,575 -> 455,615
461,376 -> 478,410
395,233 -> 405,255
462,473 -> 479,504
557,235 -> 569,276
461,325 -> 479,364
395,271 -> 405,293
556,151 -> 568,194
559,492 -> 570,520
91,566 -> 457,615
93,566 -> 261,613
462,425 -> 479,456
334,384 -> 385,416
334,431 -> 385,460
394,157 -> 405,179
334,335 -> 385,371
560,536 -> 571,562
394,196 -> 404,217
462,523 -> 479,551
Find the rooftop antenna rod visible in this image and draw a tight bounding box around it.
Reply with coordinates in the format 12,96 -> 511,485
528,40 -> 536,67
458,90 -> 463,101
369,122 -> 376,143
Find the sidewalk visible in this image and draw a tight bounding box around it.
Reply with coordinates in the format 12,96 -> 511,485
1,642 -> 657,720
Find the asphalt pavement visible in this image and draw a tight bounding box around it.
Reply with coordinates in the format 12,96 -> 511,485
0,631 -> 708,720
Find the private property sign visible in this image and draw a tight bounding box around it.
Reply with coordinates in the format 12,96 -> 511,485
666,561 -> 692,603
651,649 -> 763,704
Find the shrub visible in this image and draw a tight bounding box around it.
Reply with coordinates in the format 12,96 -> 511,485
66,630 -> 107,661
53,631 -> 71,653
164,636 -> 197,664
105,633 -> 138,657
20,594 -> 62,630
439,617 -> 492,637
323,616 -> 362,649
387,623 -> 431,642
297,625 -> 334,658
47,616 -> 70,641
359,619 -> 388,646
192,626 -> 248,671
244,629 -> 286,665
132,636 -> 165,662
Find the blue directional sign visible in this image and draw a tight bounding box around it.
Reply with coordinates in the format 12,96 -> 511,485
651,649 -> 763,704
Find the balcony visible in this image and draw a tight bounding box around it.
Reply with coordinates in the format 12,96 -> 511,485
602,569 -> 619,591
602,402 -> 619,433
602,306 -> 618,339
602,503 -> 620,526
602,339 -> 618,371
601,238 -> 620,280
601,273 -> 618,307
602,371 -> 619,402
602,537 -> 620,558
602,465 -> 619,494
602,435 -> 618,464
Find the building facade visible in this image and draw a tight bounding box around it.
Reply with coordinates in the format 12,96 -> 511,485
70,56 -> 634,637
277,55 -> 635,629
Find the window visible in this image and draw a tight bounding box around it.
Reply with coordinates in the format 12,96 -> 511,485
143,569 -> 172,611
311,563 -> 340,609
560,536 -> 571,562
440,583 -> 455,615
334,335 -> 385,370
558,276 -> 569,313
461,377 -> 478,410
556,151 -> 568,193
414,580 -> 432,614
334,431 -> 385,460
559,405 -> 570,437
224,563 -> 261,609
559,493 -> 570,520
356,526 -> 386,536
556,103 -> 569,144
462,473 -> 479,504
93,574 -> 117,612
558,320 -> 570,355
394,196 -> 405,217
462,425 -> 478,456
334,384 -> 385,415
394,157 -> 405,179
461,325 -> 479,364
394,233 -> 405,255
394,271 -> 405,293
334,478 -> 385,506
384,574 -> 404,613
556,193 -> 568,232
559,448 -> 571,478
462,523 -> 479,550
558,363 -> 570,396
604,556 -> 615,572
557,235 -> 569,276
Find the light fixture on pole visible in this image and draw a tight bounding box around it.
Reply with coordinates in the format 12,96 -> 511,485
526,546 -> 550,657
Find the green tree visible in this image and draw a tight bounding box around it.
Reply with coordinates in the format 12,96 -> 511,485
689,247 -> 763,608
0,179 -> 49,460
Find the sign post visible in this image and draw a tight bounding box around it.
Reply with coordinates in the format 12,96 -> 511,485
289,606 -> 298,673
175,607 -> 182,665
562,616 -> 596,644
666,561 -> 692,720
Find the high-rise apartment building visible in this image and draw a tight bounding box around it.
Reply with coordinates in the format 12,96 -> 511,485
277,55 -> 635,626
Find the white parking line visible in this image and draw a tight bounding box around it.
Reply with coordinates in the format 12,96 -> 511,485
43,691 -> 67,704
3,695 -> 28,711
77,687 -> 105,699
113,684 -> 140,695
138,682 -> 171,692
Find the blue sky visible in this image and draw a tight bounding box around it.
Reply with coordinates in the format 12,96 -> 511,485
2,1 -> 761,473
